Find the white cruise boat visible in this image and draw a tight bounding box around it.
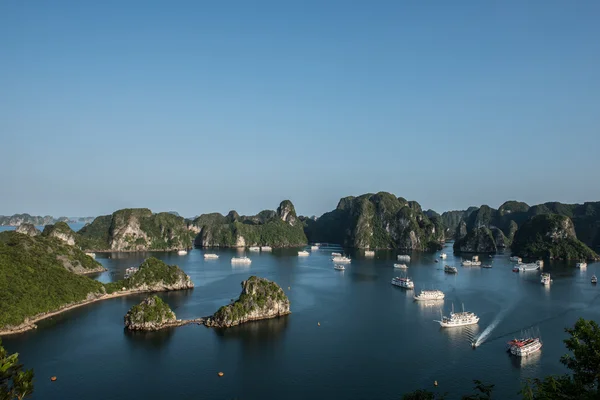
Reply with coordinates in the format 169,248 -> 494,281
397,255 -> 411,262
440,253 -> 447,259
231,256 -> 252,265
204,253 -> 219,259
540,273 -> 551,285
311,245 -> 319,250
462,256 -> 481,267
125,267 -> 139,279
260,246 -> 272,252
298,250 -> 310,257
444,265 -> 458,274
85,252 -> 96,259
331,252 -> 342,257
393,263 -> 408,269
334,265 -> 345,271
177,250 -> 188,255
364,250 -> 375,257
248,246 -> 260,252
436,305 -> 479,327
513,263 -> 539,272
509,256 -> 522,263
332,256 -> 351,263
414,290 -> 444,301
576,262 -> 587,269
391,277 -> 414,289
508,337 -> 542,357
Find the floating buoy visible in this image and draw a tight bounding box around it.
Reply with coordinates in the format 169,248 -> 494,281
50,376 -> 57,382
288,286 -> 290,290
218,372 -> 224,377
434,380 -> 438,386
317,322 -> 320,326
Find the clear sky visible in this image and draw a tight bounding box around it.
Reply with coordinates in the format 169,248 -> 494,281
2,1 -> 599,218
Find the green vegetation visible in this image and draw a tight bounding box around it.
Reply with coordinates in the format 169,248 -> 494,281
454,226 -> 498,253
511,214 -> 597,260
209,276 -> 289,326
103,257 -> 191,294
124,296 -> 176,328
41,221 -> 73,237
1,340 -> 33,400
77,209 -> 193,251
193,201 -> 307,247
0,231 -> 105,328
305,192 -> 443,250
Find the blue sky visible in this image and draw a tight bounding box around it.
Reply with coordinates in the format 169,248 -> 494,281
1,1 -> 599,218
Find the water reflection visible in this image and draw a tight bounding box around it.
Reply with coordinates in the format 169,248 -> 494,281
510,349 -> 542,369
124,327 -> 175,348
213,316 -> 289,343
442,325 -> 480,346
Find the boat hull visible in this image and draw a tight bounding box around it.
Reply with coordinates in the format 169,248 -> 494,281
437,317 -> 479,328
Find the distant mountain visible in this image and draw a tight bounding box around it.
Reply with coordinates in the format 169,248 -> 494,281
0,214 -> 96,226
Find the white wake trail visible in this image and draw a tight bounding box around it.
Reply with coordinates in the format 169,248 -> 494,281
473,304 -> 513,347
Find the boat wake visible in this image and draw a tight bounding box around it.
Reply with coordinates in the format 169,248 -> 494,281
472,304 -> 513,348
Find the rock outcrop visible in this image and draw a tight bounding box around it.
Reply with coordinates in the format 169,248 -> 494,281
511,214 -> 598,261
42,222 -> 77,246
77,209 -> 194,251
453,227 -> 497,253
205,276 -> 290,328
304,192 -> 443,250
124,296 -> 177,331
15,223 -> 40,237
192,201 -> 307,248
107,257 -> 194,293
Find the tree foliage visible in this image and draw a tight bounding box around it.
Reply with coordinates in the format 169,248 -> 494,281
0,340 -> 33,400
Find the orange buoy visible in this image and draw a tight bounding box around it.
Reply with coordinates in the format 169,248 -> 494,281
434,380 -> 438,386
218,372 -> 224,377
50,376 -> 57,382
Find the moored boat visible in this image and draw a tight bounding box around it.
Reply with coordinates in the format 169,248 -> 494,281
444,265 -> 458,274
391,277 -> 414,289
576,262 -> 587,269
414,290 -> 444,301
298,250 -> 310,257
248,246 -> 260,252
394,263 -> 408,269
440,253 -> 447,259
204,253 -> 219,259
231,256 -> 252,265
311,245 -> 319,250
592,275 -> 598,284
507,337 -> 542,357
334,265 -> 345,271
509,256 -> 522,263
177,250 -> 188,255
435,304 -> 479,327
260,246 -> 272,252
365,250 -> 375,257
332,256 -> 351,263
540,273 -> 551,285
331,252 -> 342,257
513,263 -> 539,272
462,256 -> 481,267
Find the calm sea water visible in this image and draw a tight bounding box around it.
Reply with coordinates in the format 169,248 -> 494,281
3,243 -> 600,400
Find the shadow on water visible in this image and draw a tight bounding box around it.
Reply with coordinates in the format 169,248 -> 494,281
212,315 -> 289,343
510,349 -> 542,369
123,327 -> 176,348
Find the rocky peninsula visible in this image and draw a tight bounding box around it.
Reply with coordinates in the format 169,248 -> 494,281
124,296 -> 203,331
205,276 -> 290,328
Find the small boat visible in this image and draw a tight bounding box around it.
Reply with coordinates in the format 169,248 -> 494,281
204,253 -> 219,259
461,256 -> 481,267
125,267 -> 139,279
331,252 -> 342,257
85,252 -> 96,259
397,255 -> 411,262
434,259 -> 439,263
440,253 -> 447,259
509,256 -> 522,263
310,245 -> 319,250
364,250 -> 375,257
444,265 -> 458,274
540,273 -> 551,285
507,337 -> 542,357
391,277 -> 414,289
576,262 -> 587,269
260,246 -> 272,252
298,250 -> 310,257
334,265 -> 345,271
513,263 -> 539,272
592,275 -> 597,284
536,260 -> 544,268
177,250 -> 188,255
482,264 -> 492,269
414,290 -> 445,301
332,256 -> 351,263
394,263 -> 408,269
248,246 -> 260,252
231,256 -> 252,265
435,304 -> 479,328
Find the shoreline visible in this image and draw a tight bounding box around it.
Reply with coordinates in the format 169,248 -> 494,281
0,288 -> 192,336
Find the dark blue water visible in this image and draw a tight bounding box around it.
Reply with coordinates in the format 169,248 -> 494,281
3,244 -> 600,399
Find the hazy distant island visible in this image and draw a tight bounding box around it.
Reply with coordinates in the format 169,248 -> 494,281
0,214 -> 94,226
0,230 -> 193,335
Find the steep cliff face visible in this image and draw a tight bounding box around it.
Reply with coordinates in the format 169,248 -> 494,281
192,201 -> 307,248
304,192 -> 443,250
124,296 -> 177,331
42,222 -> 77,246
15,223 -> 40,237
205,276 -> 290,328
77,209 -> 194,251
511,214 -> 598,260
441,207 -> 478,239
453,227 -> 497,253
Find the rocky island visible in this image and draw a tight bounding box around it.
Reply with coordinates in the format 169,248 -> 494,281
205,276 -> 290,328
124,296 -> 204,331
303,192 -> 444,250
192,200 -> 307,248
